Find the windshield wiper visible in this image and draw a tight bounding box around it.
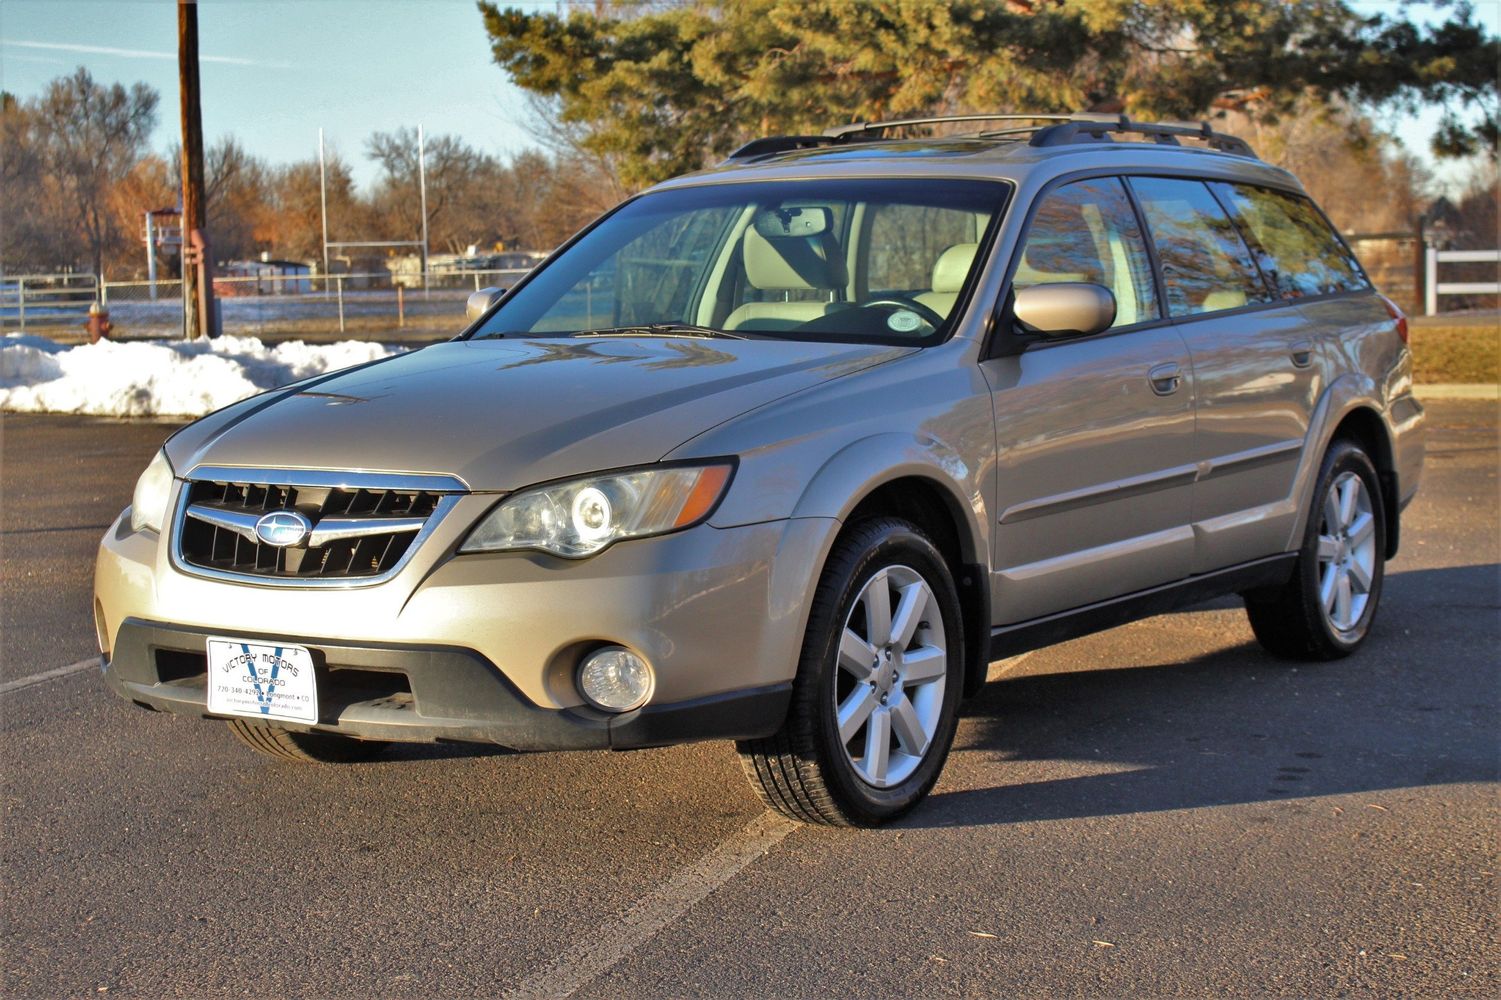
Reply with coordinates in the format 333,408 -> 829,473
573,323 -> 748,341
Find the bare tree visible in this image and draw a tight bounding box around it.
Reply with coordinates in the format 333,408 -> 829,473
28,68 -> 159,276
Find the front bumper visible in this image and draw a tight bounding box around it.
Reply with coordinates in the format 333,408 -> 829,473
103,618 -> 790,750
96,498 -> 839,745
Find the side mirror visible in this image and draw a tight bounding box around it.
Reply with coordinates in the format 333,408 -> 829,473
1012,282 -> 1116,339
466,286 -> 506,323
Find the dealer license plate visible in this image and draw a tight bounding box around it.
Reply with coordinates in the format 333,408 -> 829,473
206,638 -> 319,724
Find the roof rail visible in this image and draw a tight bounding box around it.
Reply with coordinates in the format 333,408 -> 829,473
724,115 -> 1074,161
723,112 -> 1257,163
822,113 -> 1074,140
1027,114 -> 1258,158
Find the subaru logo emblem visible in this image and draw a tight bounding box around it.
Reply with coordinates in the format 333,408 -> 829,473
254,510 -> 313,548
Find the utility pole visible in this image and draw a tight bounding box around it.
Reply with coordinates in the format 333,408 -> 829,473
418,123 -> 430,296
178,0 -> 218,339
319,127 -> 331,290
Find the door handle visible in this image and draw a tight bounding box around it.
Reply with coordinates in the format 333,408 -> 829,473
1289,340 -> 1314,369
1148,362 -> 1182,396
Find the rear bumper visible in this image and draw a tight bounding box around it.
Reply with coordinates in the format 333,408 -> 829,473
103,618 -> 791,751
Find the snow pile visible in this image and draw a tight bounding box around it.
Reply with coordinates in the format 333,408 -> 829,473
1,333 -> 402,417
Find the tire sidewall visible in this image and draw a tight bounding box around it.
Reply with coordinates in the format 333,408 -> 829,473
1298,442 -> 1386,653
807,522 -> 964,824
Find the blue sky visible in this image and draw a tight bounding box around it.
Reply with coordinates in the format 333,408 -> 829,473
1,0 -> 1496,192
0,0 -> 540,186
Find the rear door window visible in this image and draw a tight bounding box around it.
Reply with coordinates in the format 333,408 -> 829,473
1012,177 -> 1159,327
1210,183 -> 1368,298
1129,177 -> 1273,317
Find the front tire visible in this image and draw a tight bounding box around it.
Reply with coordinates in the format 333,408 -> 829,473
1245,439 -> 1386,660
227,719 -> 389,763
737,518 -> 964,826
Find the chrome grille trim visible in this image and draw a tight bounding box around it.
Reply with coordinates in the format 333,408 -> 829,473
169,469 -> 467,589
184,466 -> 468,493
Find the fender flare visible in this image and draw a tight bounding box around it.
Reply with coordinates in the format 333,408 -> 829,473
789,432 -> 992,697
1287,373 -> 1398,554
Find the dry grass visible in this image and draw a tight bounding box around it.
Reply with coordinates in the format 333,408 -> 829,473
1409,322 -> 1500,384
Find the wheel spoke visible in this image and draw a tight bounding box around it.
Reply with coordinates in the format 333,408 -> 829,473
862,707 -> 891,783
1316,535 -> 1340,562
1319,563 -> 1339,612
889,694 -> 929,755
1348,557 -> 1372,592
1337,477 -> 1358,529
889,581 -> 931,651
839,628 -> 876,680
864,571 -> 892,646
1322,489 -> 1342,535
1335,570 -> 1353,626
900,645 -> 946,684
1348,511 -> 1375,549
837,684 -> 879,744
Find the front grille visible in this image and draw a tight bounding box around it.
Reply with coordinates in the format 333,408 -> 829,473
178,479 -> 443,580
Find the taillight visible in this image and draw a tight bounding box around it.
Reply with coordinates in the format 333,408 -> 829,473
1378,294 -> 1409,345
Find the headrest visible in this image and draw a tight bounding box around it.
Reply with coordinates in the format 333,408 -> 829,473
743,226 -> 845,290
1022,200 -> 1103,282
1201,289 -> 1247,311
931,243 -> 978,294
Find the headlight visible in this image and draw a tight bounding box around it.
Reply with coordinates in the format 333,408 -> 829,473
460,462 -> 734,558
129,448 -> 175,534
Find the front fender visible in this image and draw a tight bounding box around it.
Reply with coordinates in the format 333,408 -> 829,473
787,432 -> 987,562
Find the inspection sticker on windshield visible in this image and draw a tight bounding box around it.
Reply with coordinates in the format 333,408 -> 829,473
886,310 -> 923,333
206,638 -> 318,724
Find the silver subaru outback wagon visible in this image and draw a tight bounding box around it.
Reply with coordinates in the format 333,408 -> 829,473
96,113 -> 1424,826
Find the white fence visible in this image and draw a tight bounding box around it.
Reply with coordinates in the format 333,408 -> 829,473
1424,247 -> 1501,316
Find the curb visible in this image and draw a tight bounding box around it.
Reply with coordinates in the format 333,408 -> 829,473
1414,384 -> 1500,399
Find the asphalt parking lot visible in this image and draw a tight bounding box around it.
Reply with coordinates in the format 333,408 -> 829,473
2,400 -> 1496,998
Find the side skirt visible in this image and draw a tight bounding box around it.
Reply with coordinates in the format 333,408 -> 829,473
988,553 -> 1297,661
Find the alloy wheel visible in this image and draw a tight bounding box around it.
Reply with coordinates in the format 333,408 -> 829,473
1316,470 -> 1378,633
833,564 -> 948,788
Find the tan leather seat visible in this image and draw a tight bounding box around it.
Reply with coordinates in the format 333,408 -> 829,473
724,227 -> 848,332
914,243 -> 978,316
1201,289 -> 1247,312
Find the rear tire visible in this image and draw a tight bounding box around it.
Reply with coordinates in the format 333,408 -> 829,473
1245,439 -> 1386,660
737,518 -> 964,826
226,719 -> 389,764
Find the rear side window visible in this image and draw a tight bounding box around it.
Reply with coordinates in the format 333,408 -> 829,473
1013,177 -> 1159,327
1129,177 -> 1273,317
1210,183 -> 1368,298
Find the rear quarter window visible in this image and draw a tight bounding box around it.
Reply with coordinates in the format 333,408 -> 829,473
1210,183 -> 1369,298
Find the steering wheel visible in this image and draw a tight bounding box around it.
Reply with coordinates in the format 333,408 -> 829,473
861,298 -> 946,330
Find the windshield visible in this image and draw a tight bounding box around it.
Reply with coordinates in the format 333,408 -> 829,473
470,178 -> 1010,346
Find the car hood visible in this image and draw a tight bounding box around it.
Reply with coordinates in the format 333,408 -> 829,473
166,337 -> 913,491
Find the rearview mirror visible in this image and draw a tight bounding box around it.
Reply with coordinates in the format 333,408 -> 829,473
752,206 -> 831,239
1012,282 -> 1116,338
466,286 -> 506,323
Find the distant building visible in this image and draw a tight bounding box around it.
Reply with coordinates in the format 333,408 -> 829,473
217,255 -> 313,295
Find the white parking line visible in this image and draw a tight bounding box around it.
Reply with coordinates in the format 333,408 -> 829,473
0,657 -> 98,696
501,810 -> 798,1000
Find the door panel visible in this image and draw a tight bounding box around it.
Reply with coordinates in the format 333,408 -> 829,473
983,325 -> 1196,624
1128,175 -> 1321,573
1176,306 -> 1322,571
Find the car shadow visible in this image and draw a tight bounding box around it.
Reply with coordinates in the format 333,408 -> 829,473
908,562 -> 1500,830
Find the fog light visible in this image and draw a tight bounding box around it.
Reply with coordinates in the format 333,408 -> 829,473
578,646 -> 653,712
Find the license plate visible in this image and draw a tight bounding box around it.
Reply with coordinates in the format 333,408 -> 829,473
206,638 -> 319,724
